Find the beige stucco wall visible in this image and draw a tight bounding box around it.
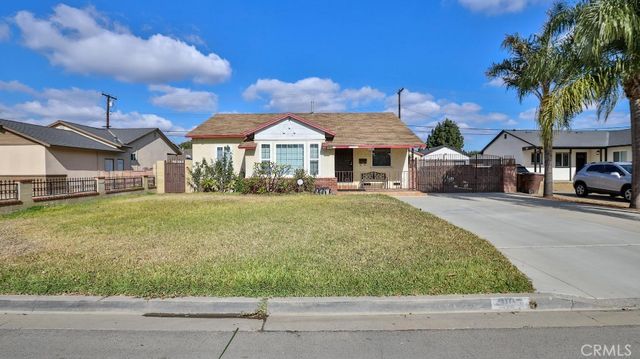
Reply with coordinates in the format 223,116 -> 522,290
350,148 -> 410,187
129,132 -> 179,170
0,144 -> 47,178
192,138 -> 245,174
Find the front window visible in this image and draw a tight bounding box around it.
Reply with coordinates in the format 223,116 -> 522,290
261,144 -> 271,163
530,152 -> 543,164
276,144 -> 304,174
613,151 -> 628,162
104,158 -> 114,172
310,144 -> 319,176
372,148 -> 391,167
116,159 -> 125,171
555,153 -> 569,168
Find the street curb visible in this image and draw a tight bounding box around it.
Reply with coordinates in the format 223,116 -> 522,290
266,294 -> 639,316
1,294 -> 638,316
0,295 -> 261,316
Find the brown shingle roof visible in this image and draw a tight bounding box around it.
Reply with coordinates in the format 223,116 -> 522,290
187,112 -> 424,148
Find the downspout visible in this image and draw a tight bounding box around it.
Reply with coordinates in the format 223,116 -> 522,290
569,148 -> 572,181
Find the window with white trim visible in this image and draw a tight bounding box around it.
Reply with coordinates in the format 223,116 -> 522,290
276,144 -> 304,174
310,144 -> 319,176
261,144 -> 271,163
555,152 -> 569,167
216,146 -> 231,162
613,151 -> 628,162
530,152 -> 543,165
372,148 -> 391,167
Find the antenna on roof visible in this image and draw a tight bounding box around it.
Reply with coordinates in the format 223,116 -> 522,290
310,100 -> 314,114
101,92 -> 117,129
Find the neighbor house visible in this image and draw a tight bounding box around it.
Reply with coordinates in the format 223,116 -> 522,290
0,118 -> 180,180
187,112 -> 424,191
481,129 -> 632,181
416,145 -> 469,160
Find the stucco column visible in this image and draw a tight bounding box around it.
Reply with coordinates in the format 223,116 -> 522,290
18,180 -> 34,206
95,177 -> 106,195
142,175 -> 149,190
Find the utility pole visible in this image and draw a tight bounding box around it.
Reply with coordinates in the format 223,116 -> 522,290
397,88 -> 405,120
101,92 -> 117,129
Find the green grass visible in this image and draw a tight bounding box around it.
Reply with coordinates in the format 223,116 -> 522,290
0,193 -> 532,297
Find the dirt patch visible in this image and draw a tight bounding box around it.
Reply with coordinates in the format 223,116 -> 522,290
0,221 -> 42,260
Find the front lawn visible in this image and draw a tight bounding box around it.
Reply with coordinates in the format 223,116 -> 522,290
0,193 -> 532,297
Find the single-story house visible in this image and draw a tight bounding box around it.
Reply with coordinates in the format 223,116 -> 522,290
481,128 -> 632,181
187,112 -> 425,190
416,145 -> 469,160
0,118 -> 180,180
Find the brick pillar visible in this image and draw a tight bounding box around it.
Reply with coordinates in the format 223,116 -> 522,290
503,164 -> 517,193
18,180 -> 34,206
95,177 -> 106,195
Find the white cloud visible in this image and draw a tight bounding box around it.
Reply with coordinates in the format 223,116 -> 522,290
572,111 -> 630,129
519,107 -> 537,121
486,78 -> 505,87
0,82 -> 181,130
0,80 -> 38,95
243,77 -> 385,112
149,85 -> 217,112
457,0 -> 543,14
13,4 -> 231,84
384,89 -> 513,126
0,22 -> 10,42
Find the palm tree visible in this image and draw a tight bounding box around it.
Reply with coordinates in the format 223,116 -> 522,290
487,9 -> 583,198
550,0 -> 640,208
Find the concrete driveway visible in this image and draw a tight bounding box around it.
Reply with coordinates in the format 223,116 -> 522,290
395,193 -> 640,300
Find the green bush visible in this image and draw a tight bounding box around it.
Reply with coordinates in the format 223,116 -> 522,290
188,148 -> 237,192
237,162 -> 316,194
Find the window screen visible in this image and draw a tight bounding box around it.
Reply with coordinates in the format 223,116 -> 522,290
261,144 -> 271,162
372,148 -> 391,167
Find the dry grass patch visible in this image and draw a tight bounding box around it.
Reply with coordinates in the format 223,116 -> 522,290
0,193 -> 532,297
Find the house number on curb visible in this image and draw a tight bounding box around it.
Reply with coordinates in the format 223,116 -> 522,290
490,297 -> 530,310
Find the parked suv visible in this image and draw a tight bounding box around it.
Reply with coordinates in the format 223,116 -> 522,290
573,162 -> 633,201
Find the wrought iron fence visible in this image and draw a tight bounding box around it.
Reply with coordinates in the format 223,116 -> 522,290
105,176 -> 143,192
335,171 -> 410,191
0,180 -> 19,201
147,176 -> 156,189
32,177 -> 97,198
415,154 -> 514,193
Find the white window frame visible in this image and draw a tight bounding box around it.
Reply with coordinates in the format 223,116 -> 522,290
260,144 -> 271,163
309,143 -> 320,176
555,152 -> 570,168
613,151 -> 628,162
275,143 -> 305,175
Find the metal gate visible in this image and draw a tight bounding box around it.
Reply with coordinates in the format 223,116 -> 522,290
165,159 -> 185,193
415,154 -> 514,193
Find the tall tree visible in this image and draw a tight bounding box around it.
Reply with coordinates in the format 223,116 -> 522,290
487,8 -> 584,198
550,0 -> 640,208
426,118 -> 464,150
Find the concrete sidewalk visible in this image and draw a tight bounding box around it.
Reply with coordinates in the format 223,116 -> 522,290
396,193 -> 640,299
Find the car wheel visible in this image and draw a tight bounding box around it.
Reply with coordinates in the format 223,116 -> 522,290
575,183 -> 588,197
623,186 -> 632,202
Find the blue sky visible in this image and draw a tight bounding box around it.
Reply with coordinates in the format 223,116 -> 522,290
0,0 -> 631,150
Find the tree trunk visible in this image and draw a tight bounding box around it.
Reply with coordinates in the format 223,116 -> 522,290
543,136 -> 554,198
625,80 -> 640,209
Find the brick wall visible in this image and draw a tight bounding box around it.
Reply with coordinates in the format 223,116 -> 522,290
503,164 -> 517,193
314,177 -> 338,194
